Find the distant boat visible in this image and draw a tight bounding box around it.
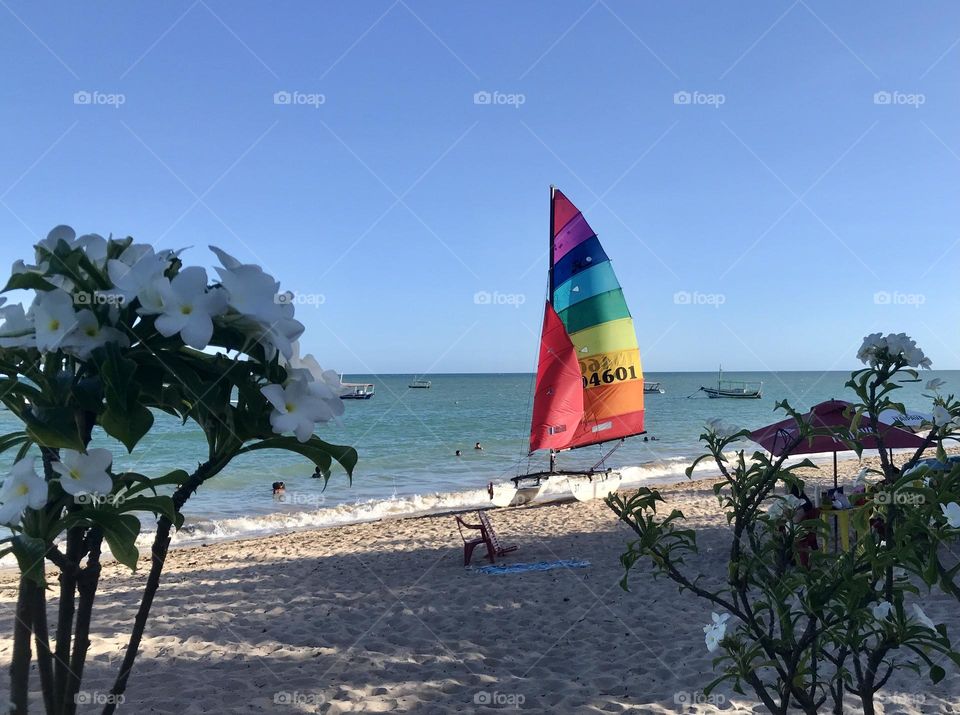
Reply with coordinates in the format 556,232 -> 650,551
644,381 -> 664,394
699,366 -> 761,399
408,379 -> 432,389
339,376 -> 375,400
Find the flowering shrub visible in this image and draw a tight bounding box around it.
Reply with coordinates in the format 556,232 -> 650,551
608,333 -> 960,714
0,227 -> 356,714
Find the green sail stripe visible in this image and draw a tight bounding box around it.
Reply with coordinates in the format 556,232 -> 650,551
558,289 -> 631,334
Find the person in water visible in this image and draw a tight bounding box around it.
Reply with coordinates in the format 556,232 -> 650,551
272,481 -> 286,496
474,442 -> 483,450
311,465 -> 330,480
455,450 -> 462,457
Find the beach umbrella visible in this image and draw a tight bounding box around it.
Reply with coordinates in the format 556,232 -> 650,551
748,399 -> 928,489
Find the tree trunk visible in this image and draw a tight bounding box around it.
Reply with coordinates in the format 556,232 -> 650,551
10,578 -> 34,715
31,582 -> 55,715
63,530 -> 102,715
102,518 -> 172,715
53,529 -> 82,714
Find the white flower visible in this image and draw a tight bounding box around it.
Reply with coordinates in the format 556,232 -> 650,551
767,494 -> 804,520
940,502 -> 960,528
107,244 -> 171,302
932,405 -> 953,427
926,378 -> 946,392
75,233 -> 108,267
0,458 -> 48,526
51,448 -> 113,496
261,378 -> 339,442
62,310 -> 129,359
0,302 -> 35,348
282,342 -> 347,418
140,267 -> 228,350
30,289 -> 79,352
703,612 -> 730,652
210,246 -> 306,360
872,601 -> 894,621
37,225 -> 76,253
911,604 -> 938,631
857,332 -> 931,369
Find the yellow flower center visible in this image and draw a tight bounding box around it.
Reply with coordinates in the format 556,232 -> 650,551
85,327 -> 98,337
15,483 -> 29,497
181,305 -> 193,315
69,468 -> 81,480
49,319 -> 60,331
285,402 -> 296,413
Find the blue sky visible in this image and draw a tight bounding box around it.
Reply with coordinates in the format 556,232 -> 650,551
0,1 -> 957,374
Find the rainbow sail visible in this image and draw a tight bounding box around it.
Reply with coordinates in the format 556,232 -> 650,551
529,187 -> 645,454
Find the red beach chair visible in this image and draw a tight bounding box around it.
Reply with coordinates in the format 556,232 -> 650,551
455,511 -> 518,566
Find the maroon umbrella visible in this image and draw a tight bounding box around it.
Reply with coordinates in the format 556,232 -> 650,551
749,399 -> 928,488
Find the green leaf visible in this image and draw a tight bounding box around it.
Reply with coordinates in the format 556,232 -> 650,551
931,664 -> 945,684
237,436 -> 358,482
89,512 -> 141,571
117,495 -> 183,529
2,271 -> 55,293
98,343 -> 153,452
22,406 -> 84,450
11,535 -> 47,586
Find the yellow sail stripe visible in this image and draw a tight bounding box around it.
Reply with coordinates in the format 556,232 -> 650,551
568,318 -> 639,359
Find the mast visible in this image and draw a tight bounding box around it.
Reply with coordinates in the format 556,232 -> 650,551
548,184 -> 556,473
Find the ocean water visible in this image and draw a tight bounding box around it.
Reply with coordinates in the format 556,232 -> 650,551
0,370 -> 954,547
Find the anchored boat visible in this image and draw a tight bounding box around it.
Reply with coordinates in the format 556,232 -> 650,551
699,366 -> 762,399
491,187 -> 647,504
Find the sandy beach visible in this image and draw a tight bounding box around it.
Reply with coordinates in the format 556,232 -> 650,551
3,451 -> 959,714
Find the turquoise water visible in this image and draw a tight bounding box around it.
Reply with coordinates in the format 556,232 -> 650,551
0,370 -> 953,544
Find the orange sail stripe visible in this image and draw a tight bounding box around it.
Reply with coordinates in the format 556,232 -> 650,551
581,381 -> 646,421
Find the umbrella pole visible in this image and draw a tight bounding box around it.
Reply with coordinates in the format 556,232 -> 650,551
833,452 -> 838,552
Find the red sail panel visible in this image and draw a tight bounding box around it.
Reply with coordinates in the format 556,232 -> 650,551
529,302 -> 584,452
553,188 -> 598,262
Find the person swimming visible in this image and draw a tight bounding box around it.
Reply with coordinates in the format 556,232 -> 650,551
474,442 -> 483,450
272,481 -> 286,496
455,450 -> 462,457
311,466 -> 329,480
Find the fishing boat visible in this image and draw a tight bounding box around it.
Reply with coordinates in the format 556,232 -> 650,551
699,366 -> 761,399
491,187 -> 647,504
408,378 -> 432,389
339,377 -> 375,400
644,381 -> 664,394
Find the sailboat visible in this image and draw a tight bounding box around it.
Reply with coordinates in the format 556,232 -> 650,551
491,187 -> 646,505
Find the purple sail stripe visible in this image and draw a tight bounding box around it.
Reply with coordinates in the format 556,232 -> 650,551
553,213 -> 596,263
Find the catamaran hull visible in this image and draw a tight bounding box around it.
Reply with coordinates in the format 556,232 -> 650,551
701,387 -> 762,399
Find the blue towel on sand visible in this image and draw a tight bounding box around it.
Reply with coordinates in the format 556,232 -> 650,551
473,559 -> 590,575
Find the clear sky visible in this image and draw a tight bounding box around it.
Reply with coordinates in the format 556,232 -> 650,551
0,2 -> 957,374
